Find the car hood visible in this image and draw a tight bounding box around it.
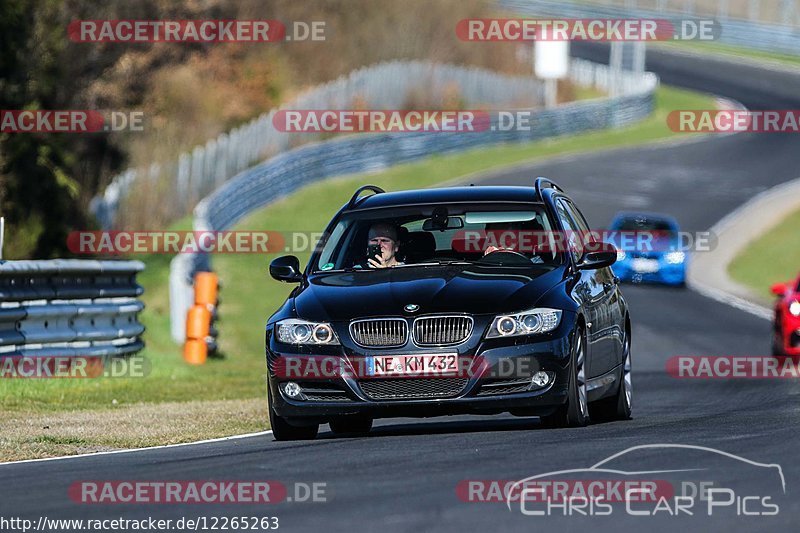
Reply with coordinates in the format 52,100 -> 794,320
293,265 -> 564,322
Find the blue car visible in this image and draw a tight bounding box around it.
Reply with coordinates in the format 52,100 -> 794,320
607,212 -> 686,286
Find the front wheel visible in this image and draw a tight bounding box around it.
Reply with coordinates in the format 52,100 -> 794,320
541,327 -> 589,428
592,328 -> 633,421
268,386 -> 319,441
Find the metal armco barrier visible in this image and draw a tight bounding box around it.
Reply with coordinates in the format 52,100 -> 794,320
92,60 -> 547,230
501,0 -> 800,56
0,260 -> 145,358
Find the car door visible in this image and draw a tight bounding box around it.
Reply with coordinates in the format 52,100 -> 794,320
554,198 -> 607,379
561,199 -> 621,375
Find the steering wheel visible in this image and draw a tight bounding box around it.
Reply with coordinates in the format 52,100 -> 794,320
479,249 -> 532,265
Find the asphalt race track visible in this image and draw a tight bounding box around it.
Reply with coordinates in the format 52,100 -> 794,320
2,48 -> 800,532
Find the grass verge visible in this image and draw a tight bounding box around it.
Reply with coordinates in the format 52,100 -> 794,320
728,207 -> 800,300
0,85 -> 715,460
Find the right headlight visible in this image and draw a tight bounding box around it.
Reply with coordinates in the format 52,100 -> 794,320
276,319 -> 340,345
486,308 -> 562,338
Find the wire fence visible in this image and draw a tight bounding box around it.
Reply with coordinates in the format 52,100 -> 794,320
168,58 -> 659,342
502,0 -> 800,54
91,61 -> 547,230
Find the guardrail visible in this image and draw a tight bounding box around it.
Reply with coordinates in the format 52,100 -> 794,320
0,260 -> 145,358
168,58 -> 659,342
502,0 -> 800,56
92,61 -> 547,231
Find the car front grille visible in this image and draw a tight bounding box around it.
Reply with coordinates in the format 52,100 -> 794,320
477,378 -> 532,396
297,382 -> 352,402
413,316 -> 473,346
359,377 -> 469,400
350,318 -> 408,348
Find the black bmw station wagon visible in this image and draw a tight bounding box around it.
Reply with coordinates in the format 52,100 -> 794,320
266,178 -> 632,440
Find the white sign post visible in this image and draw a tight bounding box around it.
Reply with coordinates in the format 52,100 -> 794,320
535,41 -> 570,108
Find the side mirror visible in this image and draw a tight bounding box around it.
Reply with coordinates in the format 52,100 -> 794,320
270,255 -> 303,282
576,242 -> 617,270
770,282 -> 787,297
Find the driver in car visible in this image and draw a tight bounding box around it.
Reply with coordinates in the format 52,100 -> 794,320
366,223 -> 403,269
483,221 -> 545,263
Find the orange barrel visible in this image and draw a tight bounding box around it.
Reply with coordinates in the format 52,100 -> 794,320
194,272 -> 219,308
184,338 -> 208,365
186,304 -> 211,339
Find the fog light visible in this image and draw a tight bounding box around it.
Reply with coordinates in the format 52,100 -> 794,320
283,382 -> 302,399
531,371 -> 550,387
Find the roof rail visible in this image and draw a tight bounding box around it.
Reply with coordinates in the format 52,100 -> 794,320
347,185 -> 385,209
534,176 -> 563,200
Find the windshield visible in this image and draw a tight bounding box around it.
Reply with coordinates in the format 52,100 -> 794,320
614,217 -> 675,232
313,204 -> 562,272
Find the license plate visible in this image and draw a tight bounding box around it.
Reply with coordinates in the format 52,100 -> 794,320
631,258 -> 659,273
366,353 -> 459,377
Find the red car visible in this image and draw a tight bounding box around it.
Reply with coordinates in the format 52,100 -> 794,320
771,273 -> 800,356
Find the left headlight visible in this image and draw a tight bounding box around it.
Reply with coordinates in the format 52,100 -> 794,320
276,319 -> 340,345
789,301 -> 800,317
486,308 -> 562,338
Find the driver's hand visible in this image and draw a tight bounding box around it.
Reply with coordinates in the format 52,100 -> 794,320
367,254 -> 388,268
484,245 -> 510,256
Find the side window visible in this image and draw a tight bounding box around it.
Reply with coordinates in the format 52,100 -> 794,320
555,200 -> 582,263
564,200 -> 591,234
565,200 -> 613,281
563,199 -> 600,249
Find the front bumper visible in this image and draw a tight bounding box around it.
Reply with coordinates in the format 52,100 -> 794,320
266,315 -> 576,422
779,327 -> 800,356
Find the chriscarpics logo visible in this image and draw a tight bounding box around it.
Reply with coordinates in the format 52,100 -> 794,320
500,444 -> 784,518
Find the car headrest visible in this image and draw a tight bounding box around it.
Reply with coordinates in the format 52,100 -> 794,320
401,231 -> 436,262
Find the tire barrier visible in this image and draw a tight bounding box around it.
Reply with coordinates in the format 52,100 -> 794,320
0,260 -> 145,364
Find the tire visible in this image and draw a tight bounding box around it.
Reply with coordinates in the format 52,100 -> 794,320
541,327 -> 590,428
771,335 -> 784,357
592,327 -> 632,422
329,414 -> 373,436
268,386 -> 319,441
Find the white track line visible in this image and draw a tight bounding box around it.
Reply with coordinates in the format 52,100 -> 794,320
0,430 -> 273,467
